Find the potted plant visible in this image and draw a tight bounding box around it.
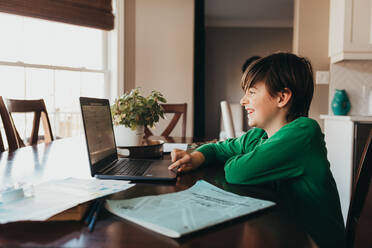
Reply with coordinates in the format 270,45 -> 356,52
111,88 -> 167,146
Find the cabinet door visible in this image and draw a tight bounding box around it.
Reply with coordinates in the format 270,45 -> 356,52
329,0 -> 372,62
329,0 -> 346,58
344,0 -> 372,52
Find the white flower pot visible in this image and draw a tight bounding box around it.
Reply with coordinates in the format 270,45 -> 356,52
113,125 -> 145,147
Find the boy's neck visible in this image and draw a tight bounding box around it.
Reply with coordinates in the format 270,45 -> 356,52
263,114 -> 289,138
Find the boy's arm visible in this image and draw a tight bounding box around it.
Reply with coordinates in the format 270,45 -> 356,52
196,128 -> 266,166
224,126 -> 313,184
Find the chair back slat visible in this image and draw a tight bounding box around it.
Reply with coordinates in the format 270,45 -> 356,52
346,129 -> 372,247
5,98 -> 54,146
220,101 -> 236,139
0,131 -> 4,152
145,103 -> 187,138
161,113 -> 182,138
31,111 -> 41,145
41,112 -> 53,142
0,96 -> 19,151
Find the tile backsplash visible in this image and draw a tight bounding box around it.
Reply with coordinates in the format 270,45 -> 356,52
330,60 -> 372,116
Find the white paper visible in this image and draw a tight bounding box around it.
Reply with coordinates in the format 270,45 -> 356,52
105,180 -> 275,238
163,143 -> 188,153
0,178 -> 135,224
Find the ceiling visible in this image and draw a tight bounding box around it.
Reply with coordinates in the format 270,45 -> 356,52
205,0 -> 294,28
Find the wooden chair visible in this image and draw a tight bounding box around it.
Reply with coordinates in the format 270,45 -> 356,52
145,103 -> 187,138
219,101 -> 246,141
5,98 -> 54,147
220,101 -> 236,139
0,96 -> 18,152
346,129 -> 372,247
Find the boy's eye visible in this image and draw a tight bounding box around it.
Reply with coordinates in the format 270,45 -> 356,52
248,90 -> 255,95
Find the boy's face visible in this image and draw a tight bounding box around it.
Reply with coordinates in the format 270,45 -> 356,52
240,81 -> 281,129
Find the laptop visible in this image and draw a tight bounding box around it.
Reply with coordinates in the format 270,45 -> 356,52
79,97 -> 177,181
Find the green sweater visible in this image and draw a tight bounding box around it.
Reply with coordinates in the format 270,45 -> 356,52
197,117 -> 346,247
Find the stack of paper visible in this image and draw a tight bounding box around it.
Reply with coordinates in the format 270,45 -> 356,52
105,180 -> 275,238
0,178 -> 134,224
163,143 -> 188,153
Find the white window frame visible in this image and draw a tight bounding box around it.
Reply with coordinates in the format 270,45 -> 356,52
0,60 -> 108,74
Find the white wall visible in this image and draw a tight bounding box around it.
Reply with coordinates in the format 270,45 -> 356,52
124,0 -> 136,92
293,0 -> 330,130
134,0 -> 194,137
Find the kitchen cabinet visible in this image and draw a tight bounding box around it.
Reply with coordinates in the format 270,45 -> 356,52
329,0 -> 372,63
320,115 -> 372,222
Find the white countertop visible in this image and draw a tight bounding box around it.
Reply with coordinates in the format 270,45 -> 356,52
320,114 -> 372,122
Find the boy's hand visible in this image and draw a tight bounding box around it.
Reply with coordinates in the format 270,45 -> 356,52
168,149 -> 205,173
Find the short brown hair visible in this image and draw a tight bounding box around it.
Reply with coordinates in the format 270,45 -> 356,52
241,52 -> 314,122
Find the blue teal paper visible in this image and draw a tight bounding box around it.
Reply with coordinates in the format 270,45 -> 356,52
105,180 -> 276,238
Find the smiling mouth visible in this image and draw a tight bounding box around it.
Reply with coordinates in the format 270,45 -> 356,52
245,108 -> 254,115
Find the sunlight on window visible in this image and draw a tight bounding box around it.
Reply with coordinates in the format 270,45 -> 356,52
81,72 -> 105,98
0,13 -> 103,69
55,70 -> 81,113
0,13 -> 106,146
25,68 -> 54,110
0,66 -> 24,98
0,14 -> 23,62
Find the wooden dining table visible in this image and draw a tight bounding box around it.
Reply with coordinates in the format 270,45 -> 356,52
0,137 -> 314,248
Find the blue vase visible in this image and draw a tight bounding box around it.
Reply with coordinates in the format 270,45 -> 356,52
331,89 -> 351,115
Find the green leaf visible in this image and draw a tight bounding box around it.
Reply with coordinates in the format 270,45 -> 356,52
111,87 -> 168,128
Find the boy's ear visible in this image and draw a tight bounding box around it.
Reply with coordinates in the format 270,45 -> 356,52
276,88 -> 292,108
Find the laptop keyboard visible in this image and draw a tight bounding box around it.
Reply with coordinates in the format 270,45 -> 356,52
108,159 -> 152,176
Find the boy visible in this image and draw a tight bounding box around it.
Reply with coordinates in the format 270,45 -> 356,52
168,53 -> 346,247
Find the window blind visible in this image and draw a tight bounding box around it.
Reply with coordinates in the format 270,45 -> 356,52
0,0 -> 114,30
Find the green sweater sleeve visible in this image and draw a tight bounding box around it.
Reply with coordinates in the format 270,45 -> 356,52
224,120 -> 317,185
196,128 -> 266,165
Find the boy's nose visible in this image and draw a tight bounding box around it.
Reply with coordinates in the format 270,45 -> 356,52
240,96 -> 248,106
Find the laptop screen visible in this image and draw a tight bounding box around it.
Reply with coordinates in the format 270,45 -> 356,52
80,98 -> 117,168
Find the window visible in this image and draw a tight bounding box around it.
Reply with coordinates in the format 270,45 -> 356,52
0,13 -> 108,146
